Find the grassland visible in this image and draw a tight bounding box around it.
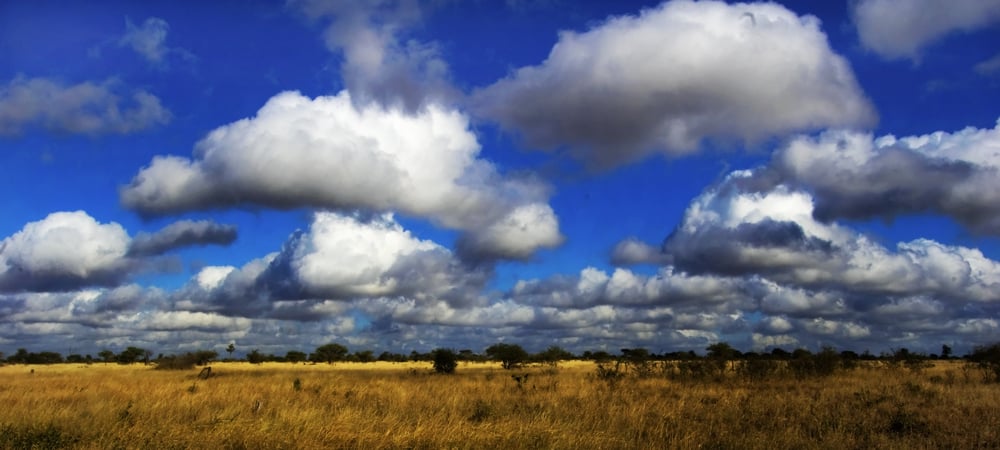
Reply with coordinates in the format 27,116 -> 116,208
1,360 -> 998,449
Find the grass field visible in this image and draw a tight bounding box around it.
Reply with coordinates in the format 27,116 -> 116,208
1,360 -> 998,449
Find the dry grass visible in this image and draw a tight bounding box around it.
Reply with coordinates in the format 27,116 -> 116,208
0,360 -> 998,449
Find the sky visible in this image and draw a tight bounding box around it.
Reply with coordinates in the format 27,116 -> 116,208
2,0 -> 1000,358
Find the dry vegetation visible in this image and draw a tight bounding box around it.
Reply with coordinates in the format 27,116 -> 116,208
1,360 -> 998,449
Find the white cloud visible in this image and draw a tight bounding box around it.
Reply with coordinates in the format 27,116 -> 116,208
119,17 -> 169,63
121,90 -> 561,261
0,76 -> 171,136
852,0 -> 1000,60
0,211 -> 131,292
290,0 -> 455,110
664,177 -> 1000,303
474,0 -> 875,168
769,120 -> 1000,235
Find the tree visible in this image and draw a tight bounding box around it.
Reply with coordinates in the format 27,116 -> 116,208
286,350 -> 307,364
431,348 -> 458,374
310,343 -> 349,364
117,347 -> 147,365
536,346 -> 575,364
247,349 -> 265,364
354,350 -> 375,363
98,349 -> 115,364
941,344 -> 953,359
226,343 -> 235,360
485,343 -> 528,370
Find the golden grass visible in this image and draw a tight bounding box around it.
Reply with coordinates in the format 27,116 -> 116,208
1,360 -> 998,449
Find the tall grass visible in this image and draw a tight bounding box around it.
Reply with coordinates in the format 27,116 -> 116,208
0,360 -> 997,449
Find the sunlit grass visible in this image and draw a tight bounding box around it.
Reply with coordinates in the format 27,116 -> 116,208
0,360 -> 997,449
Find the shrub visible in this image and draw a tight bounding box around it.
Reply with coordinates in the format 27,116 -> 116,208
967,343 -> 1000,383
431,348 -> 458,374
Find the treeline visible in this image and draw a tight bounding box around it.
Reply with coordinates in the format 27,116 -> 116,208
3,342 -> 999,377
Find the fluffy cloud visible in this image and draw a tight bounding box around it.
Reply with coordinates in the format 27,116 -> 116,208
473,0 -> 875,168
121,90 -> 562,261
851,0 -> 1000,60
290,0 -> 454,110
176,211 -> 491,318
755,120 -> 1000,235
128,220 -> 237,257
662,174 -> 1000,303
0,211 -> 133,292
0,76 -> 171,136
0,212 -> 237,293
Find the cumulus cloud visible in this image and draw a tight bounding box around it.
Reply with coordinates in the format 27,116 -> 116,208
756,120 -> 1000,235
121,90 -> 562,261
851,0 -> 1000,60
128,220 -> 237,256
473,0 -> 875,168
0,76 -> 171,136
175,211 -> 491,318
662,173 -> 1000,304
290,0 -> 455,110
0,211 -> 133,292
610,238 -> 670,266
0,212 -> 237,293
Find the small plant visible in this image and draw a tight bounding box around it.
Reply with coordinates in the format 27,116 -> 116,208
293,378 -> 302,391
468,400 -> 492,422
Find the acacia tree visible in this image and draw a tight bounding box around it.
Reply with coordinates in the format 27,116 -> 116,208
226,343 -> 235,360
485,343 -> 528,370
310,343 -> 349,364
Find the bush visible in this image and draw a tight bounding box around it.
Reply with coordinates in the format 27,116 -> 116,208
967,343 -> 1000,383
431,348 -> 458,374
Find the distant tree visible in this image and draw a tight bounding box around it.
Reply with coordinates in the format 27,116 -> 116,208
286,350 -> 307,364
941,344 -> 953,359
770,348 -> 791,359
98,349 -> 115,364
117,347 -> 147,365
310,343 -> 349,364
354,350 -> 375,363
226,343 -> 235,360
9,349 -> 29,364
66,354 -> 86,363
192,350 -> 218,365
247,349 -> 265,364
536,346 -> 575,364
485,343 -> 529,370
377,351 -> 406,362
431,348 -> 458,374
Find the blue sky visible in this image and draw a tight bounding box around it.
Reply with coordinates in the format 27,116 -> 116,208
2,0 -> 1000,358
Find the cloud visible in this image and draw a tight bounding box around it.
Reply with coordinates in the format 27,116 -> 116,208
290,0 -> 455,110
661,174 -> 1000,304
0,211 -> 133,292
0,76 -> 171,136
473,0 -> 875,168
128,220 -> 237,257
119,17 -> 169,63
759,120 -> 1000,235
851,0 -> 1000,60
975,53 -> 1000,76
121,90 -> 562,261
175,211 -> 491,318
610,237 -> 670,266
0,212 -> 237,293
